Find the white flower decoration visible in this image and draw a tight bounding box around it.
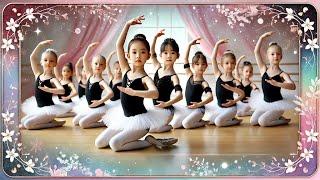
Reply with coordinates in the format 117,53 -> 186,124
300,149 -> 313,162
2,110 -> 14,122
1,39 -> 15,52
25,159 -> 35,173
26,8 -> 36,21
18,30 -> 24,41
284,159 -> 296,173
305,129 -> 318,142
5,18 -> 19,32
301,18 -> 314,32
1,129 -> 14,142
305,38 -> 319,51
285,8 -> 294,21
5,149 -> 19,162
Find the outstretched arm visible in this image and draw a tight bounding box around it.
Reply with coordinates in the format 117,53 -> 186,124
30,40 -> 53,77
211,39 -> 228,77
254,32 -> 273,75
150,29 -> 164,70
38,78 -> 65,95
235,55 -> 246,81
116,15 -> 145,74
83,42 -> 99,76
54,53 -> 67,80
266,72 -> 296,90
184,37 -> 201,77
106,50 -> 116,82
75,56 -> 83,82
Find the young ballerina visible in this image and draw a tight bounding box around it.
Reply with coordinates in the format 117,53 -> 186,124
234,55 -> 258,117
147,29 -> 183,132
105,50 -> 122,101
170,37 -> 213,129
206,39 -> 245,127
21,40 -> 69,130
75,56 -> 87,98
53,53 -> 78,117
249,31 -> 296,127
96,15 -> 177,151
72,42 -> 114,129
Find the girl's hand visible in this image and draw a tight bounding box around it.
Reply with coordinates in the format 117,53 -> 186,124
88,42 -> 99,49
155,29 -> 165,38
189,37 -> 201,46
216,39 -> 228,45
39,40 -> 53,46
155,101 -> 168,108
127,15 -> 145,25
117,86 -> 136,96
237,55 -> 246,63
58,53 -> 67,63
60,96 -> 70,102
222,99 -> 236,107
260,31 -> 274,38
89,100 -> 102,108
188,102 -> 201,109
38,85 -> 50,92
265,79 -> 279,87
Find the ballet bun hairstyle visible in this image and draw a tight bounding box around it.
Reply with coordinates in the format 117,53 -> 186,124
192,51 -> 207,65
41,49 -> 58,63
267,42 -> 282,54
62,62 -> 74,82
243,61 -> 253,70
221,50 -> 236,63
160,38 -> 180,57
128,34 -> 150,53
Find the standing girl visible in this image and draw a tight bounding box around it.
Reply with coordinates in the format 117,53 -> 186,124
250,32 -> 296,127
234,55 -> 258,117
21,40 -> 69,129
148,29 -> 183,132
72,42 -> 114,129
96,16 -> 177,151
170,38 -> 213,129
206,39 -> 245,127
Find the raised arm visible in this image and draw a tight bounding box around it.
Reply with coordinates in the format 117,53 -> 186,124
105,50 -> 116,81
54,53 -> 67,80
211,39 -> 228,77
184,37 -> 201,77
150,29 -> 165,70
235,55 -> 246,81
254,32 -> 273,75
30,40 -> 53,77
75,56 -> 83,82
116,15 -> 145,74
83,42 -> 99,76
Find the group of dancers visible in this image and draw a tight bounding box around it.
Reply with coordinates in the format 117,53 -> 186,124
21,15 -> 297,152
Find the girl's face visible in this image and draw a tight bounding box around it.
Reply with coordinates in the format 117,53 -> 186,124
267,46 -> 282,65
192,58 -> 207,75
160,45 -> 178,66
62,66 -> 73,79
91,56 -> 106,74
242,66 -> 253,79
113,62 -> 122,77
41,52 -> 57,70
221,57 -> 236,73
128,41 -> 150,67
81,68 -> 86,78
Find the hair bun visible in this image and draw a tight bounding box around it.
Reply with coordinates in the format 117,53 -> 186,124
243,61 -> 252,66
223,49 -> 233,54
45,48 -> 58,54
134,34 -> 146,40
195,51 -> 203,56
268,42 -> 278,46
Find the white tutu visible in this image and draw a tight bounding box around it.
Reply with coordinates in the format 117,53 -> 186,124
72,96 -> 108,116
102,102 -> 169,130
249,90 -> 297,111
170,103 -> 205,127
52,96 -> 75,112
144,99 -> 174,122
236,101 -> 253,116
21,96 -> 70,116
203,100 -> 237,121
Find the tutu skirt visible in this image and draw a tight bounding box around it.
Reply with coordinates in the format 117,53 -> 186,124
52,96 -> 75,112
249,90 -> 297,111
21,96 -> 70,116
72,96 -> 108,116
102,101 -> 169,131
203,100 -> 237,121
170,103 -> 205,127
236,101 -> 253,116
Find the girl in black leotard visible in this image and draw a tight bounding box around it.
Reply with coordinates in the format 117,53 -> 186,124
205,39 -> 245,127
234,56 -> 258,117
53,53 -> 78,117
170,37 -> 213,129
249,32 -> 296,127
96,15 -> 177,152
21,40 -> 70,130
72,42 -> 114,129
145,29 -> 183,132
75,56 -> 88,98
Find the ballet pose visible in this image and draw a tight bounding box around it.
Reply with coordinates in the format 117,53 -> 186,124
105,50 -> 122,101
234,55 -> 258,117
147,29 -> 183,132
249,31 -> 296,127
96,15 -> 177,152
53,53 -> 78,117
170,37 -> 213,129
75,56 -> 87,98
21,40 -> 69,130
72,42 -> 114,129
206,39 -> 245,127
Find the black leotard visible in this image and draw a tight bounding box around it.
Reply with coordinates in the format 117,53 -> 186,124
216,75 -> 236,107
78,80 -> 86,98
109,79 -> 122,101
85,77 -> 104,108
262,70 -> 283,102
185,76 -> 205,109
58,83 -> 72,103
35,75 -> 54,107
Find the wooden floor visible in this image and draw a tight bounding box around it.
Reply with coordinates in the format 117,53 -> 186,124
21,111 -> 299,156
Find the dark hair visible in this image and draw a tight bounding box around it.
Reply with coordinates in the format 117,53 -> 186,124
221,50 -> 236,63
243,61 -> 253,69
160,38 -> 179,57
42,49 -> 58,62
268,42 -> 282,53
63,62 -> 73,82
127,34 -> 150,53
192,51 -> 207,65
